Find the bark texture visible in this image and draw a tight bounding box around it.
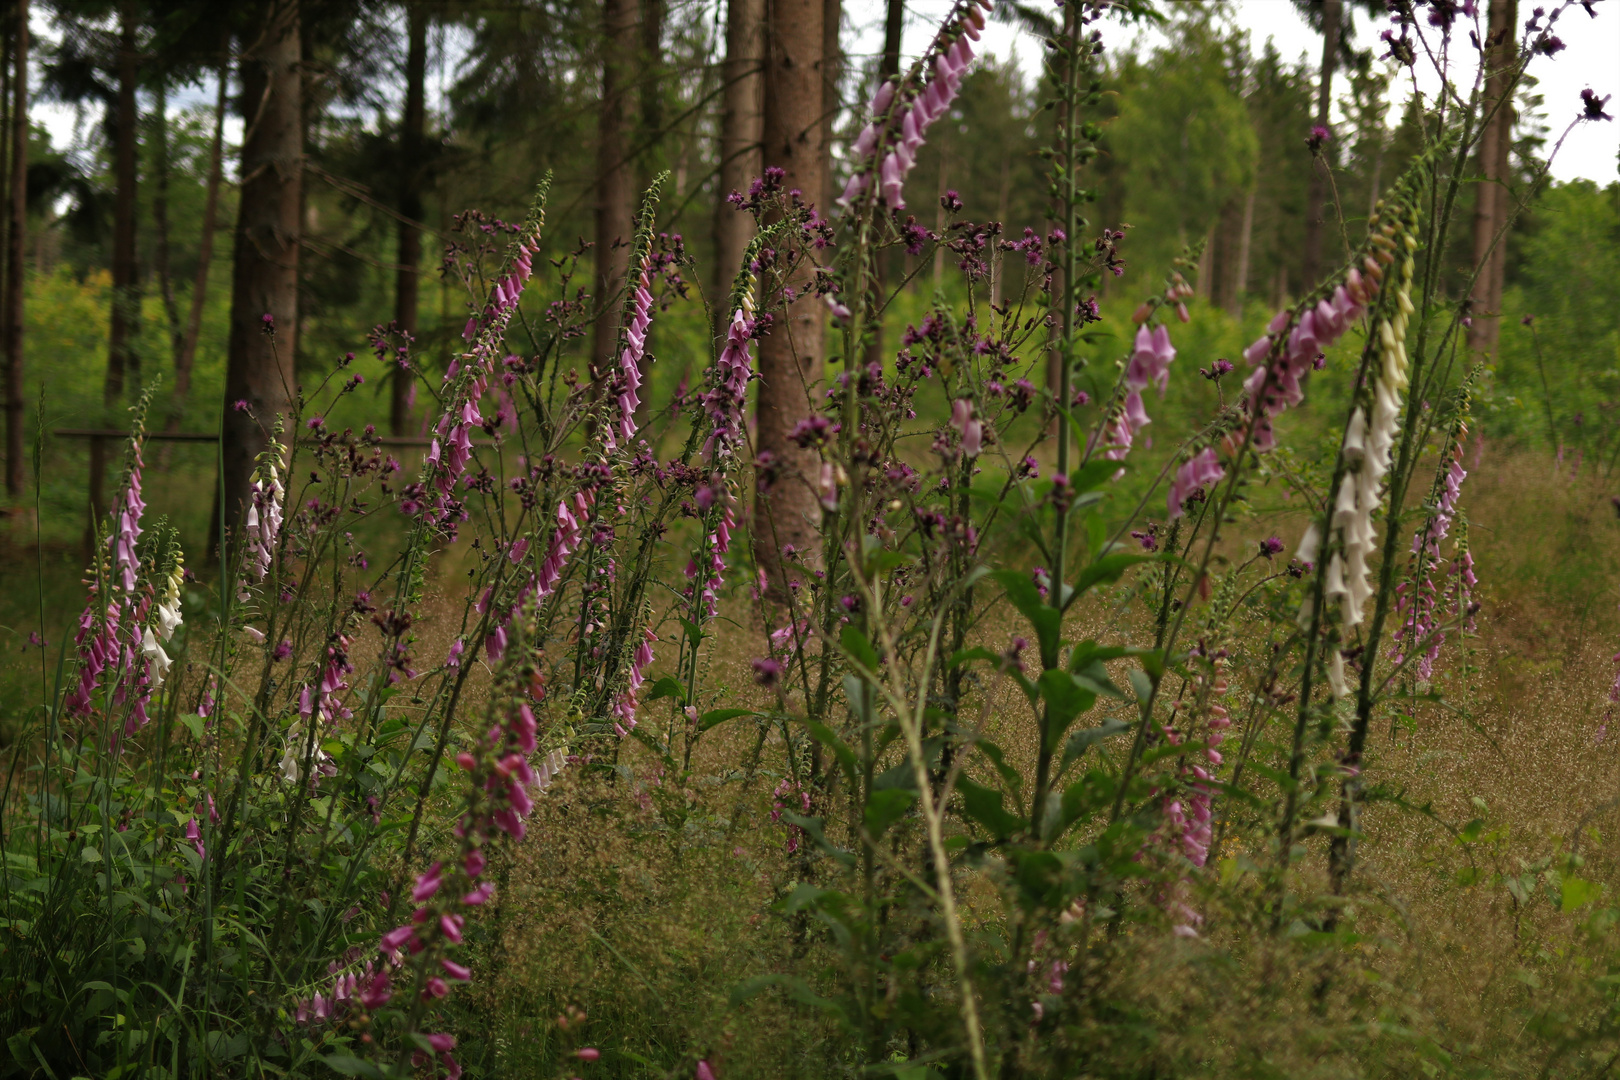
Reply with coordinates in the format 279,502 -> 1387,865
168,49 -> 229,432
592,0 -> 640,387
753,0 -> 825,592
1300,0 -> 1342,294
712,0 -> 764,323
220,0 -> 302,544
1467,0 -> 1519,356
393,0 -> 427,435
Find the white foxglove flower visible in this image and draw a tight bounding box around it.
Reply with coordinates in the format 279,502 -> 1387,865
142,627 -> 172,688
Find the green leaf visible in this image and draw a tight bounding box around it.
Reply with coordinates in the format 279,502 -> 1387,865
1060,718 -> 1131,775
804,720 -> 858,787
991,569 -> 1063,668
1074,552 -> 1155,600
320,1056 -> 387,1078
699,708 -> 754,731
946,646 -> 1001,669
782,812 -> 856,867
1038,669 -> 1098,747
841,625 -> 879,671
646,677 -> 687,704
974,739 -> 1023,792
1068,639 -> 1141,671
1128,668 -> 1156,706
864,789 -> 917,838
729,973 -> 849,1022
956,775 -> 1027,839
1562,876 -> 1601,912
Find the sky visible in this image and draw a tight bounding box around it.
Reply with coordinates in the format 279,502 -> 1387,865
848,0 -> 1620,184
24,0 -> 1620,187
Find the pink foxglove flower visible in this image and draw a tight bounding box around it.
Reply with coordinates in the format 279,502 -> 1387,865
605,254 -> 656,452
837,2 -> 990,213
1167,449 -> 1224,519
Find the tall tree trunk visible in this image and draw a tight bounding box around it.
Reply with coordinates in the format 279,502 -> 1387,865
753,0 -> 824,594
860,0 -> 902,369
2,0 -> 22,502
93,0 -> 141,530
1232,185 -> 1255,318
592,0 -> 639,389
168,43 -> 229,433
639,0 -> 667,188
393,0 -> 427,436
219,0 -> 301,546
712,0 -> 764,331
107,0 -> 140,407
154,80 -> 181,362
1467,0 -> 1519,356
1300,0 -> 1341,293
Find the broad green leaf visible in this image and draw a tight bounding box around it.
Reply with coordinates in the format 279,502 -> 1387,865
991,569 -> 1063,668
1073,552 -> 1155,601
956,775 -> 1027,839
804,720 -> 858,786
946,646 -> 1001,668
864,789 -> 917,837
1038,669 -> 1098,747
646,677 -> 687,704
1060,718 -> 1131,775
1562,876 -> 1600,912
974,739 -> 1024,792
321,1056 -> 387,1078
841,625 -> 879,671
782,812 -> 856,867
700,708 -> 754,731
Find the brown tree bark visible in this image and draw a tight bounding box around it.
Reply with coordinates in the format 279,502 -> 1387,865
592,0 -> 639,388
393,0 -> 427,436
167,45 -> 229,433
1300,0 -> 1341,294
3,0 -> 24,502
859,0 -> 902,370
712,0 -> 764,325
106,0 -> 140,407
1232,185 -> 1255,318
219,0 -> 302,545
753,0 -> 825,592
155,79 -> 179,370
1467,0 -> 1519,356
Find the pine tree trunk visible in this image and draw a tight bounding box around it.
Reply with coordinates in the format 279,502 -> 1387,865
1467,0 -> 1518,356
860,0 -> 902,370
593,0 -> 639,390
168,44 -> 229,433
155,80 -> 181,363
393,0 -> 427,436
220,0 -> 301,545
2,0 -> 23,502
712,0 -> 764,326
1300,0 -> 1341,293
639,0 -> 667,188
753,0 -> 824,594
1232,185 -> 1255,318
107,0 -> 140,408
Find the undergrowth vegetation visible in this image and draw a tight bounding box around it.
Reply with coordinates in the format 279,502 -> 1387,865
3,2 -> 1620,1079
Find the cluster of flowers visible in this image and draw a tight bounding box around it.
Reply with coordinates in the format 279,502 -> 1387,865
140,557 -> 184,694
418,195 -> 547,532
1159,654 -> 1230,936
949,399 -> 983,458
1100,324 -> 1176,463
771,778 -> 812,854
375,658 -> 568,1080
1239,266 -> 1376,453
292,954 -> 394,1029
1303,217 -> 1417,699
611,628 -> 659,737
604,252 -> 655,452
66,433 -> 158,727
1391,416 -> 1474,681
701,303 -> 759,462
1167,449 -> 1223,520
239,438 -> 287,592
836,0 -> 991,212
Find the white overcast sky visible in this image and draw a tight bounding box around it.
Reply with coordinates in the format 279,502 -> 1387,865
26,0 -> 1620,186
849,0 -> 1620,184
